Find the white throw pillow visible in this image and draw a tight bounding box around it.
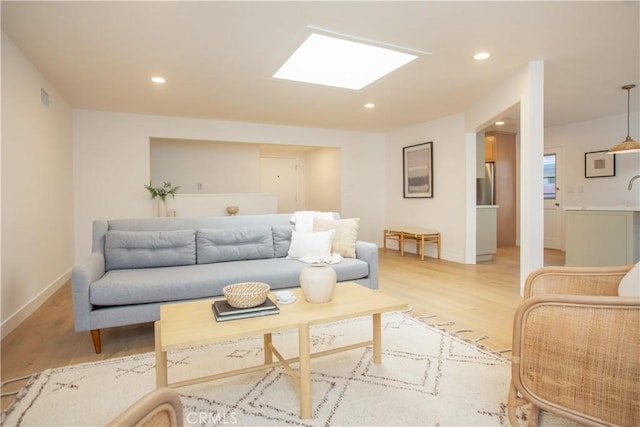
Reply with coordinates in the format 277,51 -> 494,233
618,262 -> 640,296
286,230 -> 335,259
290,211 -> 335,232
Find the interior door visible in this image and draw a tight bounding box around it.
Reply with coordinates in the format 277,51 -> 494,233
260,157 -> 298,213
543,147 -> 563,250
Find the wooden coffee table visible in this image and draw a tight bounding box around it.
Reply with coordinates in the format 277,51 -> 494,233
154,281 -> 408,419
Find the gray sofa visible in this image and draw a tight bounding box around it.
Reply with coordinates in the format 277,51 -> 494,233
72,213 -> 378,353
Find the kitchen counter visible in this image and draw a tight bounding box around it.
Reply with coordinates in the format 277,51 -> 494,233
564,206 -> 640,212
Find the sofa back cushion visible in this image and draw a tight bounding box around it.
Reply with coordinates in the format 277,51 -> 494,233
105,230 -> 196,271
197,226 -> 274,264
272,225 -> 294,258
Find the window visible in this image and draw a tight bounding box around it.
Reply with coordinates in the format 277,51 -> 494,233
543,154 -> 556,199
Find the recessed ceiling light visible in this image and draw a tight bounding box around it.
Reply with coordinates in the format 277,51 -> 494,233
473,52 -> 491,61
495,121 -> 505,126
274,33 -> 418,90
364,103 -> 375,109
151,76 -> 166,84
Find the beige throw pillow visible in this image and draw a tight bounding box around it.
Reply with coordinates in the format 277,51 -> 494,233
314,218 -> 359,258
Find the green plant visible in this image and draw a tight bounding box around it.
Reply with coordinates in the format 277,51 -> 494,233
144,181 -> 180,201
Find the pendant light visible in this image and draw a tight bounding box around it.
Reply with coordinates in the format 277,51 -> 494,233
608,84 -> 640,154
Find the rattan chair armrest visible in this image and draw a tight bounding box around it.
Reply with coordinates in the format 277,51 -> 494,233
108,387 -> 183,427
524,265 -> 633,298
510,294 -> 640,427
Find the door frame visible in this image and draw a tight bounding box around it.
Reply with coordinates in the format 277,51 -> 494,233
543,146 -> 563,250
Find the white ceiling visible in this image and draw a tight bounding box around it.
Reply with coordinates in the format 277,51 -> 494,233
2,1 -> 638,133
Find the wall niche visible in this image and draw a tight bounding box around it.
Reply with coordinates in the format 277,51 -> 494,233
149,138 -> 341,214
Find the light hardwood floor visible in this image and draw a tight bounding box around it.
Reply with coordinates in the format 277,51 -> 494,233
0,246 -> 564,410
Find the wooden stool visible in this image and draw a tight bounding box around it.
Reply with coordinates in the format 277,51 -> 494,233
383,227 -> 441,261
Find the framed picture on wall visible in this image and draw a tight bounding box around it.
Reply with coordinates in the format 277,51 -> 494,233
585,150 -> 615,178
403,142 -> 433,198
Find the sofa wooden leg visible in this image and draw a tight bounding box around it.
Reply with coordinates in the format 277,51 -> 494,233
91,329 -> 102,354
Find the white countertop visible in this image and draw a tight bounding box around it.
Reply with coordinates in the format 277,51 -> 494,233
476,205 -> 499,209
564,206 -> 640,212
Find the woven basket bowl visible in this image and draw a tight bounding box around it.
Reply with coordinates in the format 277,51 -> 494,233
223,282 -> 270,308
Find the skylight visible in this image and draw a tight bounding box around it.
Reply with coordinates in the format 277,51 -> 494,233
273,33 -> 418,90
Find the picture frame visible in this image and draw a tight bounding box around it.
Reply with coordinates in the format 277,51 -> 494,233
403,142 -> 433,198
585,150 -> 615,178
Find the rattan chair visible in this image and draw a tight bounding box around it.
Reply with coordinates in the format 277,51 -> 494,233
108,387 -> 183,427
508,265 -> 640,427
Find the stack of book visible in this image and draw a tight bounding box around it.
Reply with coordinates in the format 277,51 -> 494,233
212,297 -> 279,322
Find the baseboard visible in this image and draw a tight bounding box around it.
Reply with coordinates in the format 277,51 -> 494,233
394,247 -> 464,264
1,269 -> 71,340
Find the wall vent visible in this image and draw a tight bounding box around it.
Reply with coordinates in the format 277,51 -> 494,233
40,88 -> 50,107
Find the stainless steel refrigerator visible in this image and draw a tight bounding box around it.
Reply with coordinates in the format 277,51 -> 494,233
477,162 -> 495,205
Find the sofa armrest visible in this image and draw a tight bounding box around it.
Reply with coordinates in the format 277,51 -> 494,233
71,252 -> 106,331
524,265 -> 632,298
355,241 -> 379,289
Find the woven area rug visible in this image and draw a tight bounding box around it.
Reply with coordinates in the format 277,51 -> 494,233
2,312 -> 569,426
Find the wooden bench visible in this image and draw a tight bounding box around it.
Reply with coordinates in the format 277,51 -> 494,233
383,227 -> 441,261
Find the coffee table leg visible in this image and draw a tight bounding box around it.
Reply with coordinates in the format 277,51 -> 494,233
154,321 -> 168,388
299,322 -> 312,419
373,313 -> 382,364
264,333 -> 273,364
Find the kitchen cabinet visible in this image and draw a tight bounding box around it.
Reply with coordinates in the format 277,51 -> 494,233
477,206 -> 498,262
565,208 -> 640,266
484,135 -> 496,162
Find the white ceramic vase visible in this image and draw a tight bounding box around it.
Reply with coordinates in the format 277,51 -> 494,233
299,264 -> 337,304
157,198 -> 167,217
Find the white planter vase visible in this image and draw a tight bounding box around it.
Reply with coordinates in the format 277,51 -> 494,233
299,264 -> 337,304
157,198 -> 167,217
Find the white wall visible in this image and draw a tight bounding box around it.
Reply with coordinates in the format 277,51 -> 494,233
0,31 -> 3,337
383,61 -> 545,276
546,113 -> 640,208
150,138 -> 261,193
72,110 -> 386,260
385,113 -> 467,263
1,33 -> 73,336
465,62 -> 545,290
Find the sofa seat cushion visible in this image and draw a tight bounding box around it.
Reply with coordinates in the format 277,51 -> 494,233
89,258 -> 369,306
196,226 -> 274,264
105,230 -> 196,271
